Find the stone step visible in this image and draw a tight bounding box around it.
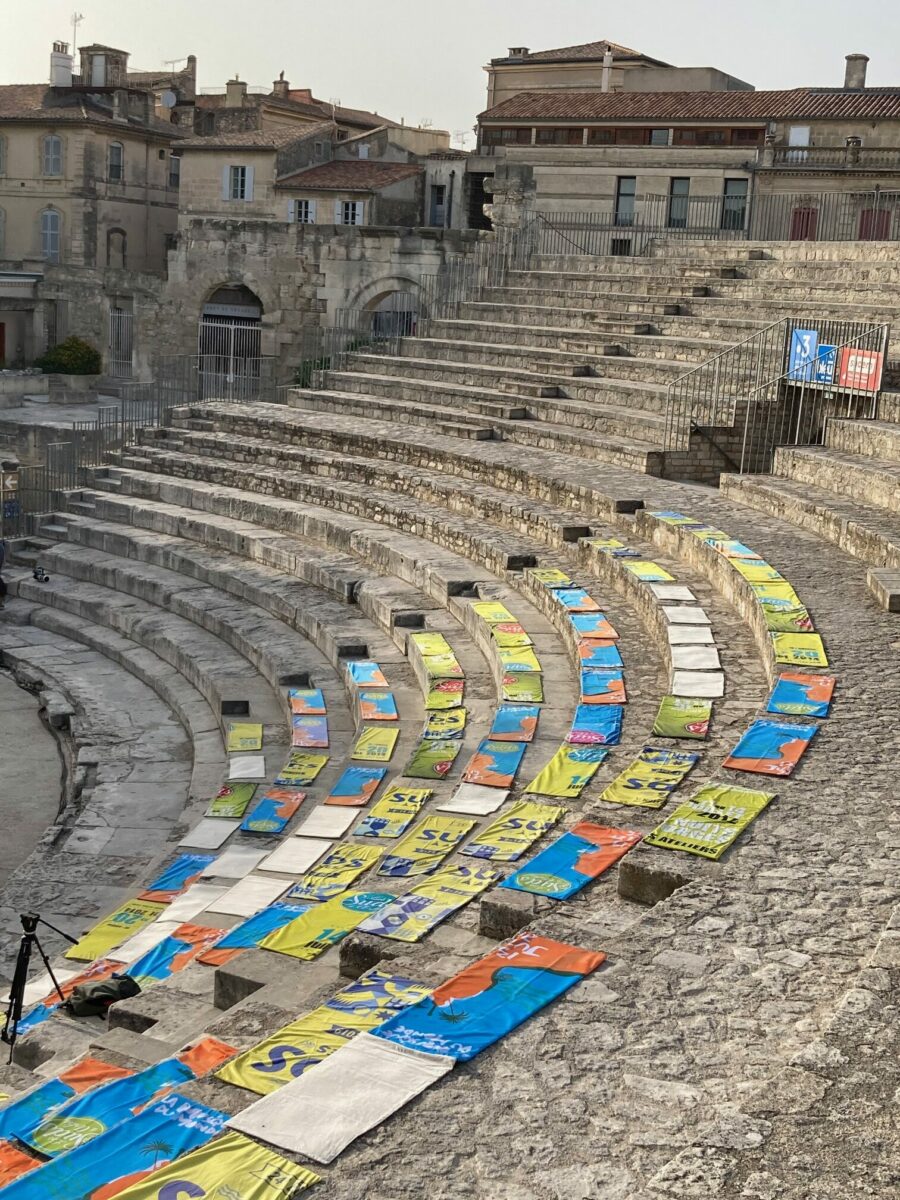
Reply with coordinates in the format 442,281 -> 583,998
720,471 -> 900,577
826,417 -> 900,463
773,444 -> 900,514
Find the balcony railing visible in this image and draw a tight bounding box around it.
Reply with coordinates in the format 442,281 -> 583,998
769,145 -> 900,169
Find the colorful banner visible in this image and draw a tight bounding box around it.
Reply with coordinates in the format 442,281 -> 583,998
501,671 -> 544,703
325,765 -> 386,806
351,726 -> 399,762
291,714 -> 329,748
652,696 -> 712,739
206,781 -> 257,818
524,745 -> 607,799
492,622 -> 533,648
425,679 -> 465,709
422,651 -> 464,679
359,690 -> 398,721
723,718 -> 818,776
198,903 -> 310,967
461,800 -> 564,861
528,568 -> 573,587
767,672 -> 835,718
623,561 -> 675,582
65,899 -> 166,962
139,854 -> 216,903
379,815 -> 474,877
0,1143 -> 38,1186
348,661 -> 389,686
567,703 -> 622,746
731,559 -> 784,584
643,783 -> 776,860
240,787 -> 304,834
502,822 -> 642,898
551,587 -> 600,613
217,967 -> 428,1095
600,746 -> 699,808
259,891 -> 394,961
110,1130 -> 320,1198
577,639 -> 622,668
570,611 -> 619,640
586,536 -> 641,558
761,599 -> 813,634
226,722 -> 263,752
287,842 -> 382,901
289,687 -> 326,715
274,750 -> 329,786
0,1058 -> 134,1146
410,631 -> 452,656
125,923 -> 223,989
497,647 -> 542,675
772,632 -> 829,667
489,703 -> 540,743
580,667 -> 626,705
404,738 -> 461,780
359,864 -> 499,942
472,600 -> 516,623
0,1093 -> 228,1199
354,788 -> 431,839
375,932 -> 604,1060
423,708 -> 467,739
461,737 -> 528,788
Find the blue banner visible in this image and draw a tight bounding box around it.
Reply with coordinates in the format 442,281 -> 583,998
139,853 -> 216,903
197,903 -> 310,966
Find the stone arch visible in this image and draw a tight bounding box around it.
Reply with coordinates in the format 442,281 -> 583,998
107,227 -> 127,269
346,274 -> 424,314
198,282 -> 265,360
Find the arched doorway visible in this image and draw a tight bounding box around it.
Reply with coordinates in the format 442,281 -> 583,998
198,284 -> 264,399
368,288 -> 419,337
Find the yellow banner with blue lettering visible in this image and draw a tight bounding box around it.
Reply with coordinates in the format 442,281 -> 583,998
351,726 -> 399,762
524,744 -> 608,799
64,899 -> 166,962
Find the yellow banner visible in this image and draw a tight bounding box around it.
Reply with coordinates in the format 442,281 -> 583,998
378,815 -> 475,877
732,559 -> 784,583
460,800 -> 564,862
772,632 -> 829,667
354,787 -> 431,838
424,708 -> 467,739
527,567 -> 573,587
422,651 -> 464,678
111,1130 -> 320,1197
498,646 -> 542,674
492,623 -> 533,648
410,631 -> 451,656
65,899 -> 166,962
287,842 -> 382,901
425,680 -> 465,709
259,891 -> 393,961
226,722 -> 263,752
524,744 -> 607,798
472,600 -> 516,624
351,726 -> 399,762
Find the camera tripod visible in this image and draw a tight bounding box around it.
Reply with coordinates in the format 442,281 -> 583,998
1,912 -> 78,1063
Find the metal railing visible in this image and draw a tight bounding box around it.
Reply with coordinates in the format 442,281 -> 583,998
771,146 -> 900,169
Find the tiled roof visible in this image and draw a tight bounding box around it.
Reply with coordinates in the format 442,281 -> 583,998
177,124 -> 329,150
0,83 -> 180,136
276,159 -> 423,191
479,87 -> 900,122
491,40 -> 666,65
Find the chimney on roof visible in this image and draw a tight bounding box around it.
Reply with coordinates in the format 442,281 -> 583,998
273,70 -> 290,100
225,75 -> 247,107
507,47 -> 529,60
601,47 -> 614,92
844,53 -> 869,89
50,41 -> 74,88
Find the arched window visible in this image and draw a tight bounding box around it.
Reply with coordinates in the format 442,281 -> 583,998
41,135 -> 62,177
108,141 -> 124,182
41,209 -> 60,261
107,228 -> 126,269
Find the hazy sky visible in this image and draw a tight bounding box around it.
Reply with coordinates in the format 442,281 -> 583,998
2,0 -> 898,145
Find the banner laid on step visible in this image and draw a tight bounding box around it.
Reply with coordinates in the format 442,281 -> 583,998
580,667 -> 626,705
750,581 -> 807,630
771,632 -> 829,667
275,751 -> 329,787
600,746 -> 700,808
325,766 -> 386,806
462,738 -> 527,788
206,781 -> 257,818
226,722 -> 263,752
551,586 -> 601,613
423,708 -> 467,740
109,1130 -> 321,1199
524,744 -> 608,799
138,854 -> 216,903
577,639 -> 623,669
586,536 -> 641,558
359,864 -> 499,942
0,1143 -> 38,1186
353,788 -> 431,839
226,1032 -> 454,1165
501,671 -> 544,703
767,672 -> 835,718
731,559 -> 784,584
567,704 -> 623,746
422,651 -> 464,679
472,600 -> 516,624
643,783 -> 776,860
410,631 -> 452,656
0,1057 -> 134,1146
197,903 -> 310,966
240,787 -> 304,834
291,714 -> 329,748
491,622 -> 533,649
375,931 -> 605,1061
425,679 -> 465,709
359,690 -> 399,721
652,696 -> 712,739
351,726 -> 399,762
623,561 -> 675,582
489,703 -> 540,743
529,568 -> 573,587
286,842 -> 382,902
259,891 -> 394,961
0,1093 -> 228,1200
570,611 -> 619,640
497,646 -> 542,674
501,823 -> 642,898
378,815 -> 475,877
347,661 -> 389,687
289,687 -> 327,715
460,800 -> 565,861
404,738 -> 462,780
64,898 -> 167,962
124,923 -> 223,989
218,967 -> 429,1095
723,719 -> 818,777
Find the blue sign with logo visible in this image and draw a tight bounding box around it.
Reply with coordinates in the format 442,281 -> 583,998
814,343 -> 837,385
788,328 -> 819,381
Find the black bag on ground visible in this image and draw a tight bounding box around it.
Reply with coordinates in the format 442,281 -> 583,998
63,974 -> 141,1017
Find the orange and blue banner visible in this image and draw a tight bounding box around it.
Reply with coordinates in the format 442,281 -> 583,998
723,719 -> 818,777
0,1057 -> 133,1147
580,668 -> 626,705
289,687 -> 326,714
359,691 -> 398,721
577,639 -> 622,668
551,587 -> 600,613
570,612 -> 619,640
240,787 -> 304,833
348,661 -> 389,686
462,739 -> 527,788
489,703 -> 539,742
291,715 -> 329,748
567,704 -> 622,746
138,853 -> 216,903
124,923 -> 223,988
501,822 -> 641,898
325,765 -> 386,806
767,672 -> 835,718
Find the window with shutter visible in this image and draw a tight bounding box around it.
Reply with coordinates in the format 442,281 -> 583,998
42,135 -> 62,177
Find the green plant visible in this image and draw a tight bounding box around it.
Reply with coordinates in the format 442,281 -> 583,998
35,336 -> 102,376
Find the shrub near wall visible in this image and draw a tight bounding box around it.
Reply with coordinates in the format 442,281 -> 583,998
35,336 -> 103,376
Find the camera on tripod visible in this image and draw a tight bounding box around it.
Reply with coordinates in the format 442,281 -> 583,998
32,565 -> 50,582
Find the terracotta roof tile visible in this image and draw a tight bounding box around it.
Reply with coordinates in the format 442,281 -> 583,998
0,83 -> 180,136
276,160 -> 422,191
479,87 -> 900,122
177,124 -> 329,150
491,40 -> 665,65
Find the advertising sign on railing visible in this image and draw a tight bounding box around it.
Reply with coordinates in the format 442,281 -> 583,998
836,348 -> 884,392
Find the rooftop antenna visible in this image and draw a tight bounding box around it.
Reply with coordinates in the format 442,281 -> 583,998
454,129 -> 471,149
164,57 -> 188,71
71,11 -> 84,54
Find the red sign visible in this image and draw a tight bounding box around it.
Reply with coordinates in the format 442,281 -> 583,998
837,348 -> 884,392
